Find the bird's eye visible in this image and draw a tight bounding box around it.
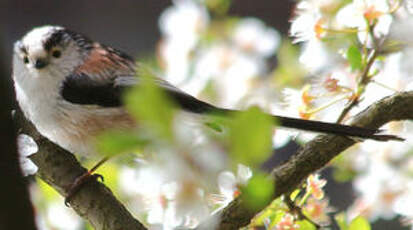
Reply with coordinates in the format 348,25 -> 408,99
52,50 -> 61,58
23,56 -> 29,64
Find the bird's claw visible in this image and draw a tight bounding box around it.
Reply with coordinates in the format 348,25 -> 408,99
64,172 -> 104,207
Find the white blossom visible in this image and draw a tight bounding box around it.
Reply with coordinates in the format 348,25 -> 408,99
215,164 -> 252,208
17,134 -> 38,176
159,0 -> 210,86
232,18 -> 280,57
336,0 -> 393,46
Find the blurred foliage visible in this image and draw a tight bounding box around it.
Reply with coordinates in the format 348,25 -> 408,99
348,216 -> 371,230
125,68 -> 177,142
228,106 -> 273,167
205,0 -> 232,15
272,40 -> 306,87
96,130 -> 147,157
349,216 -> 371,230
347,45 -> 363,72
240,172 -> 274,212
331,153 -> 357,182
335,213 -> 372,230
336,212 -> 350,230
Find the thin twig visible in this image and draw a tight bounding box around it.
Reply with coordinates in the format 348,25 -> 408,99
284,195 -> 322,229
336,49 -> 378,123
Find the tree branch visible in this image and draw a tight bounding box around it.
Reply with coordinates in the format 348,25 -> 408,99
14,109 -> 147,230
211,91 -> 413,230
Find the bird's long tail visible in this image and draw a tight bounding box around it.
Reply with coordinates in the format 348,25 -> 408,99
166,89 -> 403,142
273,115 -> 404,142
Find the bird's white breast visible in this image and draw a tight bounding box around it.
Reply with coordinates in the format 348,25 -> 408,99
13,57 -> 134,156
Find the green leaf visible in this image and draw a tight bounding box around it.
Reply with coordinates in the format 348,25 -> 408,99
85,222 -> 94,230
290,189 -> 301,201
96,130 -> 146,157
204,121 -> 224,133
125,68 -> 176,141
297,220 -> 317,230
335,212 -> 349,230
250,198 -> 284,226
347,45 -> 363,71
241,172 -> 275,212
349,216 -> 371,230
229,106 -> 273,166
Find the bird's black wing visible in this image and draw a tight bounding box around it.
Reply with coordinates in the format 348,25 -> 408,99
60,73 -> 222,114
60,73 -> 125,107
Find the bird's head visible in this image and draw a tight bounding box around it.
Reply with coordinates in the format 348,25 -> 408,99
13,25 -> 93,79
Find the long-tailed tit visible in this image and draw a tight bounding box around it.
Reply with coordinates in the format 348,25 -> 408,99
12,26 -> 402,204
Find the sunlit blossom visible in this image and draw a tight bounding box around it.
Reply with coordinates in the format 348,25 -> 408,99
291,12 -> 327,43
336,0 -> 390,28
322,76 -> 340,92
276,213 -> 300,230
303,197 -> 332,223
336,0 -> 393,46
282,86 -> 319,120
306,174 -> 327,200
290,0 -> 343,42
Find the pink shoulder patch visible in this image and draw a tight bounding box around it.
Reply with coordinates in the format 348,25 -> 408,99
75,43 -> 134,77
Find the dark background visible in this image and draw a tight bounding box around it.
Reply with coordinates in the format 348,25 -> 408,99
0,1 -> 407,229
0,0 -> 293,77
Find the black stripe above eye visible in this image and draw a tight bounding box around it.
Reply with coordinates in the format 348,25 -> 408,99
64,29 -> 94,50
43,30 -> 64,51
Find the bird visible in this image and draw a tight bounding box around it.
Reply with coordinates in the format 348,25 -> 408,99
12,25 -> 402,204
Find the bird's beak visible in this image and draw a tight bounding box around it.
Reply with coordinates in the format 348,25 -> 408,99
34,58 -> 48,69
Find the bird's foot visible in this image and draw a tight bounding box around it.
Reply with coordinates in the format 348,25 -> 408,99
64,172 -> 104,207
